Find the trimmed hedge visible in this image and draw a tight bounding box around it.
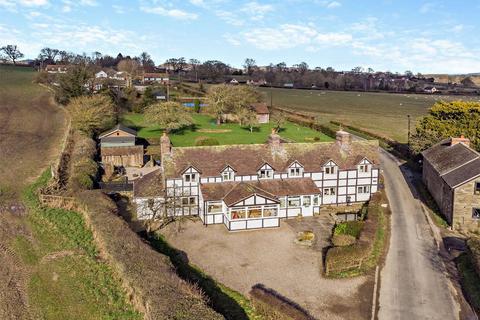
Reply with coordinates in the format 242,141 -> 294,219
67,132 -> 97,192
325,192 -> 390,277
332,234 -> 356,247
334,221 -> 364,238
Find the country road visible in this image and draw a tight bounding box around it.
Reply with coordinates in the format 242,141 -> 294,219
377,149 -> 460,319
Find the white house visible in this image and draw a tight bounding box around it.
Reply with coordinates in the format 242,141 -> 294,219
133,130 -> 380,231
95,70 -> 108,78
424,86 -> 437,94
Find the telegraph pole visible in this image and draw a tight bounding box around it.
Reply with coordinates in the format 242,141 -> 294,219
407,114 -> 411,146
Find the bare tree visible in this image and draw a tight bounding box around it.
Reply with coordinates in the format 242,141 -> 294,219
243,58 -> 257,76
1,45 -> 24,65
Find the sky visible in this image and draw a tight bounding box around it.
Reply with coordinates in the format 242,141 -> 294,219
0,0 -> 479,74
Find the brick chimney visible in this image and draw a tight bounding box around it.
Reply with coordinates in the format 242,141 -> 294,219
451,135 -> 470,147
336,130 -> 352,148
268,128 -> 281,149
160,131 -> 171,156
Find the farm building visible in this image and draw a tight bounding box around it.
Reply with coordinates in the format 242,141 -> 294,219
133,130 -> 380,231
143,73 -> 169,84
251,102 -> 270,124
45,64 -> 68,73
422,136 -> 480,231
99,124 -> 143,167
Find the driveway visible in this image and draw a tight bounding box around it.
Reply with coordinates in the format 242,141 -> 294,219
378,150 -> 460,319
161,216 -> 373,320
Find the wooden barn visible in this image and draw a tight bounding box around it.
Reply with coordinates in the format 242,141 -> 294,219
99,124 -> 144,167
251,102 -> 270,124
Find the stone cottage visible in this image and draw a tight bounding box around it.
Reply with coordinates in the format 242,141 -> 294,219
422,136 -> 480,231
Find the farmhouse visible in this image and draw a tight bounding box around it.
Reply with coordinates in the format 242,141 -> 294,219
422,136 -> 480,231
45,64 -> 68,73
99,124 -> 143,167
134,130 -> 380,231
251,102 -> 270,124
143,73 -> 169,84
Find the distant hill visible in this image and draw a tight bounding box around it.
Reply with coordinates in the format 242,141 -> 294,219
425,74 -> 480,86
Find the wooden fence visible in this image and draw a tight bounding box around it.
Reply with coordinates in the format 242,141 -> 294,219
325,258 -> 364,276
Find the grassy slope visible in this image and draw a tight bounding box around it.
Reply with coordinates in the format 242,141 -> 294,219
18,171 -> 141,320
122,113 -> 332,146
0,65 -> 66,196
258,87 -> 477,143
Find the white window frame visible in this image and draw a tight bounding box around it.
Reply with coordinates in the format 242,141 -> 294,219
259,169 -> 273,179
323,187 -> 336,196
302,195 -> 311,207
475,181 -> 480,195
358,164 -> 370,173
357,185 -> 370,194
313,195 -> 320,206
183,173 -> 197,183
289,167 -> 303,177
222,171 -> 234,181
473,208 -> 480,220
207,201 -> 223,214
181,196 -> 196,206
287,196 -> 301,207
324,166 -> 337,175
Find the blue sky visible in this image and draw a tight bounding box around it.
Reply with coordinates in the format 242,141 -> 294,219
0,0 -> 479,73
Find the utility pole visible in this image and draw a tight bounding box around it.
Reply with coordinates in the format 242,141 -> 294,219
407,114 -> 411,146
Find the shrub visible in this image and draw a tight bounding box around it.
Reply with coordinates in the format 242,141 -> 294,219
332,234 -> 356,247
334,221 -> 364,238
195,136 -> 220,146
467,237 -> 480,277
67,95 -> 116,135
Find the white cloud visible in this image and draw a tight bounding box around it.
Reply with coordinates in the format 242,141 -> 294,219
317,1 -> 341,9
112,4 -> 125,14
223,33 -> 242,46
452,24 -> 463,32
216,10 -> 243,26
241,1 -> 274,20
20,0 -> 49,6
420,2 -> 434,14
140,5 -> 198,20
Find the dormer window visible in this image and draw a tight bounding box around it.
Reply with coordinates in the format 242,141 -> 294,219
258,163 -> 274,179
183,173 -> 197,183
288,161 -> 304,178
289,168 -> 303,177
323,160 -> 337,175
222,171 -> 234,181
324,166 -> 336,175
358,164 -> 370,173
259,169 -> 273,179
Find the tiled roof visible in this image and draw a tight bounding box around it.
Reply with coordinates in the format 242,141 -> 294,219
251,102 -> 269,114
143,73 -> 168,78
163,140 -> 379,178
133,169 -> 164,198
100,136 -> 135,144
423,138 -> 480,188
202,178 -> 322,206
99,124 -> 137,139
101,145 -> 143,156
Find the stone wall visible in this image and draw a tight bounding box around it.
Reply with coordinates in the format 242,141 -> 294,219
453,180 -> 480,231
423,158 -> 454,223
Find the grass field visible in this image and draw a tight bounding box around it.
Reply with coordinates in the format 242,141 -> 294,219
122,112 -> 332,146
0,66 -> 141,319
0,65 -> 67,196
258,87 -> 478,142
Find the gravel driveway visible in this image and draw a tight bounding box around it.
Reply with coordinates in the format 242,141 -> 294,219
161,216 -> 373,320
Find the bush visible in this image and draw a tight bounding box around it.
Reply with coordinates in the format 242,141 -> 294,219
334,221 -> 364,238
67,95 -> 116,136
467,237 -> 480,277
195,136 -> 220,146
332,234 -> 356,247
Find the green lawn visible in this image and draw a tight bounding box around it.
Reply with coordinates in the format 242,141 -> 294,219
258,87 -> 477,143
122,112 -> 332,147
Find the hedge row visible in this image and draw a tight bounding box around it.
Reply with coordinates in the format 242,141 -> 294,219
76,191 -> 222,320
67,131 -> 98,192
467,237 -> 480,278
325,192 -> 390,277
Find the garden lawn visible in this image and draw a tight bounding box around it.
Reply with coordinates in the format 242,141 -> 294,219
122,113 -> 332,147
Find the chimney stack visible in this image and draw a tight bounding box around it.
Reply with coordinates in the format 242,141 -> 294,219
268,128 -> 281,149
451,135 -> 470,147
336,130 -> 352,148
160,131 -> 172,156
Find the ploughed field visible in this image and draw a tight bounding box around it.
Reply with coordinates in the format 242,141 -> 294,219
122,112 -> 333,146
0,65 -> 67,196
259,87 -> 477,143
